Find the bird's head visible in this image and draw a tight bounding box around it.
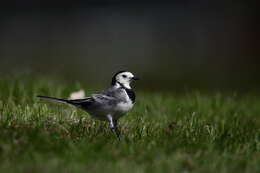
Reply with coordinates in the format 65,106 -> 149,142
111,71 -> 139,89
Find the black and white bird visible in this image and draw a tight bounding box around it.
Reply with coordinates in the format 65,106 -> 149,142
37,71 -> 139,138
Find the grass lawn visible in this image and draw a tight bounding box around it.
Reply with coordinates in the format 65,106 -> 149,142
0,76 -> 260,173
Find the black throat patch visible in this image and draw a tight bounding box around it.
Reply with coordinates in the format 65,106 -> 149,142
116,82 -> 136,103
124,87 -> 136,103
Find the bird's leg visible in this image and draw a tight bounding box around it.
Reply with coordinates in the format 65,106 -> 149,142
112,120 -> 120,139
107,114 -> 120,140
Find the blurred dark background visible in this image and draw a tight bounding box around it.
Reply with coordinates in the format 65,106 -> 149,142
0,1 -> 258,89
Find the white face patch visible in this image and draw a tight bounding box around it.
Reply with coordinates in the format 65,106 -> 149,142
116,72 -> 134,89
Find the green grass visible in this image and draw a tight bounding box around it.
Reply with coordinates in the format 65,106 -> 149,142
0,76 -> 260,173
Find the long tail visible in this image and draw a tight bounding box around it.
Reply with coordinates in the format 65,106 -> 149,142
37,96 -> 69,104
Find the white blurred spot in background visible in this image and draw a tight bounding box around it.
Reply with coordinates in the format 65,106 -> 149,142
68,89 -> 86,100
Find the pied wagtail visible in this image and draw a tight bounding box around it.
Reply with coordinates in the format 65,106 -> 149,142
37,71 -> 139,139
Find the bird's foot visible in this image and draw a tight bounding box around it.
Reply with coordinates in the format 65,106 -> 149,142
111,127 -> 121,141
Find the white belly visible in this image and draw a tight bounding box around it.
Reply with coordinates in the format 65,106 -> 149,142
115,101 -> 133,114
86,101 -> 133,121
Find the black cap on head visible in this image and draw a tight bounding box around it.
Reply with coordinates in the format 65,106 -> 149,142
111,70 -> 127,85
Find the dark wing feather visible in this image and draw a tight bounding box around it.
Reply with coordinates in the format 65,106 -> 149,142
67,94 -> 117,108
67,97 -> 94,107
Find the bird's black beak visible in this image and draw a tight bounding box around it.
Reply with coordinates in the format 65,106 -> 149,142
132,77 -> 140,80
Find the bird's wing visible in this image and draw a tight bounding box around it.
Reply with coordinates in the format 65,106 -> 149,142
67,93 -> 117,107
67,97 -> 94,107
91,94 -> 117,105
66,86 -> 119,107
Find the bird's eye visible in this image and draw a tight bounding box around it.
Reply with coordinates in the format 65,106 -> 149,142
122,75 -> 127,78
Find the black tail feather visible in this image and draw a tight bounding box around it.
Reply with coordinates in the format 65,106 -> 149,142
37,96 -> 68,104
